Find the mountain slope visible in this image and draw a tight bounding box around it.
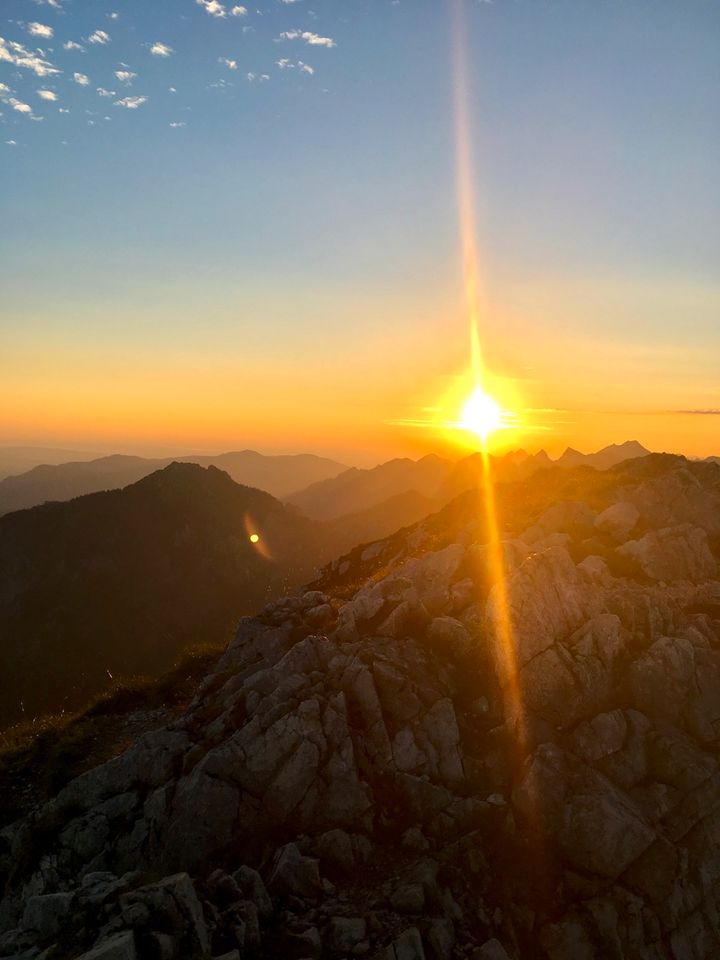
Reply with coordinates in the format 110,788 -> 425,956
0,450 -> 347,517
286,453 -> 453,520
0,462 -> 324,726
2,455 -> 720,958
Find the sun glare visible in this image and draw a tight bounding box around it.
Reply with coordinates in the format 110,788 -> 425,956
460,387 -> 503,441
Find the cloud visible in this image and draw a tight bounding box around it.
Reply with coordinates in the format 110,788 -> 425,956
34,0 -> 62,7
0,82 -> 11,93
27,22 -> 54,39
6,140 -> 18,146
675,409 -> 720,416
150,42 -> 173,57
114,70 -> 136,84
231,5 -> 247,14
63,40 -> 84,51
276,58 -> 314,74
169,86 -> 177,93
219,57 -> 237,69
277,29 -> 335,47
8,98 -> 33,114
58,107 -> 69,112
169,121 -> 186,127
88,30 -> 110,45
37,88 -> 57,100
196,0 -> 226,17
97,87 -> 116,97
114,95 -> 147,109
0,36 -> 60,76
109,12 -> 119,19
73,72 -> 90,85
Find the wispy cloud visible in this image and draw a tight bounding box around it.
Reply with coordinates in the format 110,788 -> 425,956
63,40 -> 84,52
114,70 -> 137,85
27,22 -> 54,39
97,87 -> 116,97
0,82 -> 11,93
276,58 -> 314,74
231,6 -> 247,15
277,29 -> 336,47
219,57 -> 237,70
37,88 -> 57,101
114,95 -> 147,109
5,140 -> 18,146
150,42 -> 173,57
0,36 -> 60,77
169,121 -> 186,127
88,30 -> 110,45
73,72 -> 90,86
675,409 -> 720,416
196,0 -> 227,17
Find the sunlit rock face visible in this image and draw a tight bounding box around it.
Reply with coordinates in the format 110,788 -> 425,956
1,454 -> 720,959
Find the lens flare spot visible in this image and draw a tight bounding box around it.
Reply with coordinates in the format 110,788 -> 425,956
460,387 -> 503,441
249,533 -> 260,544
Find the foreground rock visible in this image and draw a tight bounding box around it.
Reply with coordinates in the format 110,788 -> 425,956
1,455 -> 720,959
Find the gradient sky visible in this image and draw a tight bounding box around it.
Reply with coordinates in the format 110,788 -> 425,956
2,0 -> 718,464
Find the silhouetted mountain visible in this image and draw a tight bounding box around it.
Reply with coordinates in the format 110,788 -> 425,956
286,454 -> 455,520
558,439 -> 650,470
0,449 -> 347,516
290,444 -> 650,524
0,463 -> 327,726
0,447 -> 97,481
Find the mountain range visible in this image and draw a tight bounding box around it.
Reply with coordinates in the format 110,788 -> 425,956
0,441 -> 655,729
0,450 -> 347,517
2,452 -> 720,959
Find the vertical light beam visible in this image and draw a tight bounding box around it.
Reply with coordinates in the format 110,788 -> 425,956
449,0 -> 526,744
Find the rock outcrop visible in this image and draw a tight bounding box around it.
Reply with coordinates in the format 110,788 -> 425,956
1,455 -> 720,959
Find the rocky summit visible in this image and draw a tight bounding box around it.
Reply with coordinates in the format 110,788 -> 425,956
2,454 -> 720,960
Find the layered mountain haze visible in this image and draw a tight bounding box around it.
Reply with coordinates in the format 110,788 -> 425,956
0,451 -> 347,518
2,454 -> 720,959
288,442 -> 653,524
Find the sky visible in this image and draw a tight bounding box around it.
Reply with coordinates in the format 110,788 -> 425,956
1,0 -> 719,465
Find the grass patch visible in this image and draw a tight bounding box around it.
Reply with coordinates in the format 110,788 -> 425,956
0,640 -> 224,826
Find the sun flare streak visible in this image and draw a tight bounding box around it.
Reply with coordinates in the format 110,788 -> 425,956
449,0 -> 526,748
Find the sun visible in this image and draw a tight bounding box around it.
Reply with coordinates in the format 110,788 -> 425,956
460,386 -> 503,442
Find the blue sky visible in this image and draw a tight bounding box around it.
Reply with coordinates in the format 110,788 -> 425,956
1,0 -> 719,461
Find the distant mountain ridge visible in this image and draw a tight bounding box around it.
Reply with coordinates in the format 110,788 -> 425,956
287,441 -> 653,521
0,449 -> 347,517
0,447 -> 98,481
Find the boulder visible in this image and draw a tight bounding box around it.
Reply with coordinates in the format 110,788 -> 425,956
617,524 -> 717,582
76,932 -> 137,960
269,843 -> 322,898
